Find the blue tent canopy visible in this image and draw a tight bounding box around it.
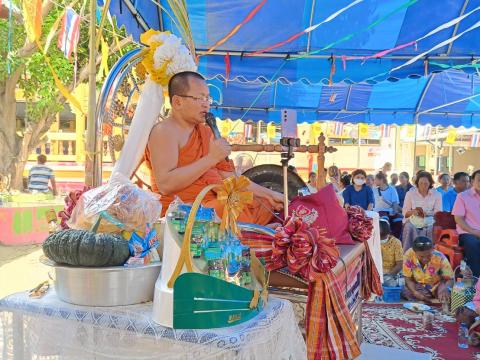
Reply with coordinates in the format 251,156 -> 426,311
104,0 -> 480,83
101,0 -> 480,126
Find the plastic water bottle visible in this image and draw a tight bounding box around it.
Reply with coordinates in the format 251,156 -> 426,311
458,322 -> 469,349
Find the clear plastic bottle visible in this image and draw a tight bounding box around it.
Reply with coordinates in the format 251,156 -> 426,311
458,322 -> 469,349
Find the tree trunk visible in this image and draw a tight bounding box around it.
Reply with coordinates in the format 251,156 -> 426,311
0,68 -> 23,187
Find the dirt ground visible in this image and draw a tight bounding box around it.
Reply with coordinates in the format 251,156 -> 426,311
0,244 -> 50,299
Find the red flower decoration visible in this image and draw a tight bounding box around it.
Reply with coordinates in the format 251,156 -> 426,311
346,206 -> 373,242
267,217 -> 339,282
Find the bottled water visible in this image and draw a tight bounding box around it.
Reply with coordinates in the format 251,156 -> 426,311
458,322 -> 469,349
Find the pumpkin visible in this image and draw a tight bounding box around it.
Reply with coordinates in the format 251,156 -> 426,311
43,229 -> 130,267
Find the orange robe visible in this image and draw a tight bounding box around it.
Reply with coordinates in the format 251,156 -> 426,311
145,124 -> 275,225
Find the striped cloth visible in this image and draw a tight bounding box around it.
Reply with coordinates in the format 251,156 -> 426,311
241,230 -> 362,360
28,165 -> 54,192
306,272 -> 361,360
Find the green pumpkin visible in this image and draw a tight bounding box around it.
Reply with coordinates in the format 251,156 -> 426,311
43,229 -> 130,267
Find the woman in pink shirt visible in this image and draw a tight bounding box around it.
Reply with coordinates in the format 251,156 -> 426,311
453,169 -> 480,277
402,171 -> 442,252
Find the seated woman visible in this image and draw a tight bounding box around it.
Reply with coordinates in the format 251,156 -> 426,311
380,219 -> 403,287
402,171 -> 442,251
402,236 -> 453,303
342,169 -> 375,211
374,172 -> 402,238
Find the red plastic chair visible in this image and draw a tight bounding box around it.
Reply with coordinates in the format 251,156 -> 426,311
433,212 -> 463,269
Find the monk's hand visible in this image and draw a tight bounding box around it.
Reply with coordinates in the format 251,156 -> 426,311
208,138 -> 231,162
264,190 -> 284,212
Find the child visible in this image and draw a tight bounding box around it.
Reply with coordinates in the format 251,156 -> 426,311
380,219 -> 403,287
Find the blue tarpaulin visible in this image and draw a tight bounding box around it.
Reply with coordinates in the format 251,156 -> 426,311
101,0 -> 480,126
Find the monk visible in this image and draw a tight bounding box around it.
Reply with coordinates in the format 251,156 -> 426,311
145,71 -> 284,225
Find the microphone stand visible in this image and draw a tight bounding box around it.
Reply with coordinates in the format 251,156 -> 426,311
280,137 -> 300,215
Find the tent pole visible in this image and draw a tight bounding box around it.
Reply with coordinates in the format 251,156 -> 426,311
357,123 -> 361,168
85,0 -> 97,187
413,119 -> 418,174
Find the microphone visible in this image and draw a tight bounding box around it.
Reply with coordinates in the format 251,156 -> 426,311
205,112 -> 221,139
205,112 -> 229,161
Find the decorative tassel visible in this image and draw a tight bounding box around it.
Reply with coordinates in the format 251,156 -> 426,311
328,55 -> 336,86
224,52 -> 231,81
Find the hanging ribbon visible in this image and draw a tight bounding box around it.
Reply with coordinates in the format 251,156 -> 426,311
341,41 -> 416,69
202,0 -> 267,56
328,56 -> 336,85
22,0 -> 43,42
224,52 -> 231,81
6,0 -> 12,75
424,59 -> 429,77
246,0 -> 364,57
217,176 -> 253,237
293,0 -> 418,60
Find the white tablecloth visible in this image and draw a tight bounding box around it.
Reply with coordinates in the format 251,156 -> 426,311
366,211 -> 383,283
0,290 -> 306,360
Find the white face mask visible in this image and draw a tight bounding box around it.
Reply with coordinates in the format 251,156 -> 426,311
354,178 -> 365,186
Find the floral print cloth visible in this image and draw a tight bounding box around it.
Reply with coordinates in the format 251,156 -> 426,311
403,248 -> 453,290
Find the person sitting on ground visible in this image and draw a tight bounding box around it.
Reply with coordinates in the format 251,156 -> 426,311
395,171 -> 413,208
390,173 -> 399,187
374,172 -> 402,238
380,219 -> 403,287
145,71 -> 283,224
442,172 -> 470,212
334,174 -> 351,207
342,169 -> 375,211
452,169 -> 480,277
402,171 -> 442,251
402,236 -> 453,303
307,172 -> 317,194
436,173 -> 453,195
28,154 -> 58,196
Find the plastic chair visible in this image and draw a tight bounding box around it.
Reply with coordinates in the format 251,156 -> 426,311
433,212 -> 463,269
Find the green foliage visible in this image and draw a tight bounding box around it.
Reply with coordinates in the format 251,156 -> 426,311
0,0 -> 135,125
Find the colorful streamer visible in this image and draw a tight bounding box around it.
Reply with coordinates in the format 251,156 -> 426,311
390,19 -> 480,74
224,52 -> 231,80
7,0 -> 11,75
22,0 -> 43,42
246,0 -> 364,57
203,0 -> 267,56
292,0 -> 418,60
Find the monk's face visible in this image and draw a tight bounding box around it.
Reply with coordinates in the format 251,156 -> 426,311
175,77 -> 211,125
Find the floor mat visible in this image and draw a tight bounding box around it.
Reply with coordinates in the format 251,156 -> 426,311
362,303 -> 480,360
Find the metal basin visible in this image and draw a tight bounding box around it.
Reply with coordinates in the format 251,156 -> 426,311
42,258 -> 161,306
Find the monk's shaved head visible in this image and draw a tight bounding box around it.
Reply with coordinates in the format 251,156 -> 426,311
168,71 -> 205,100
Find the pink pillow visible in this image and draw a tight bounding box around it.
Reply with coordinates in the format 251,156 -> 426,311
288,184 -> 354,245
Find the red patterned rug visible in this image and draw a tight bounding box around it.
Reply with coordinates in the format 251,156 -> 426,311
362,303 -> 480,360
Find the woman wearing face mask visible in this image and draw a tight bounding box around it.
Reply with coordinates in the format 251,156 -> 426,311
402,171 -> 442,252
342,169 -> 375,211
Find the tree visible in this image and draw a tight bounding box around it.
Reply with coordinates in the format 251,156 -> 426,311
0,0 -> 133,189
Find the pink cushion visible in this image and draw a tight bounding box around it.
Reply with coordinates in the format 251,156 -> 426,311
288,184 -> 354,245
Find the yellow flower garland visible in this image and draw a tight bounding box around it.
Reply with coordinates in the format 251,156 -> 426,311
140,29 -> 174,87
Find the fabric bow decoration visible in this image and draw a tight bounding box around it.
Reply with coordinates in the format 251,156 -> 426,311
267,217 -> 339,282
58,186 -> 91,229
346,205 -> 373,242
216,176 -> 253,237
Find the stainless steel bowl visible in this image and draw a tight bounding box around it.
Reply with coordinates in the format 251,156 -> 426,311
42,258 -> 161,306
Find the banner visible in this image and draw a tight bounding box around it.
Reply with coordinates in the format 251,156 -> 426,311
358,123 -> 369,138
312,122 -> 323,138
445,129 -> 457,145
220,120 -> 232,137
266,122 -> 277,139
22,0 -> 43,42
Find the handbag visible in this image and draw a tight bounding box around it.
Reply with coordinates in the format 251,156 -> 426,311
288,184 -> 354,245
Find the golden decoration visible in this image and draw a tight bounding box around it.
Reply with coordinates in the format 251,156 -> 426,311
216,176 -> 253,237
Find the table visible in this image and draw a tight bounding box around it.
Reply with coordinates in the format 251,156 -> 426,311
0,290 -> 306,360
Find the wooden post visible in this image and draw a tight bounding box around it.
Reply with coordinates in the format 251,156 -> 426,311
316,133 -> 326,189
